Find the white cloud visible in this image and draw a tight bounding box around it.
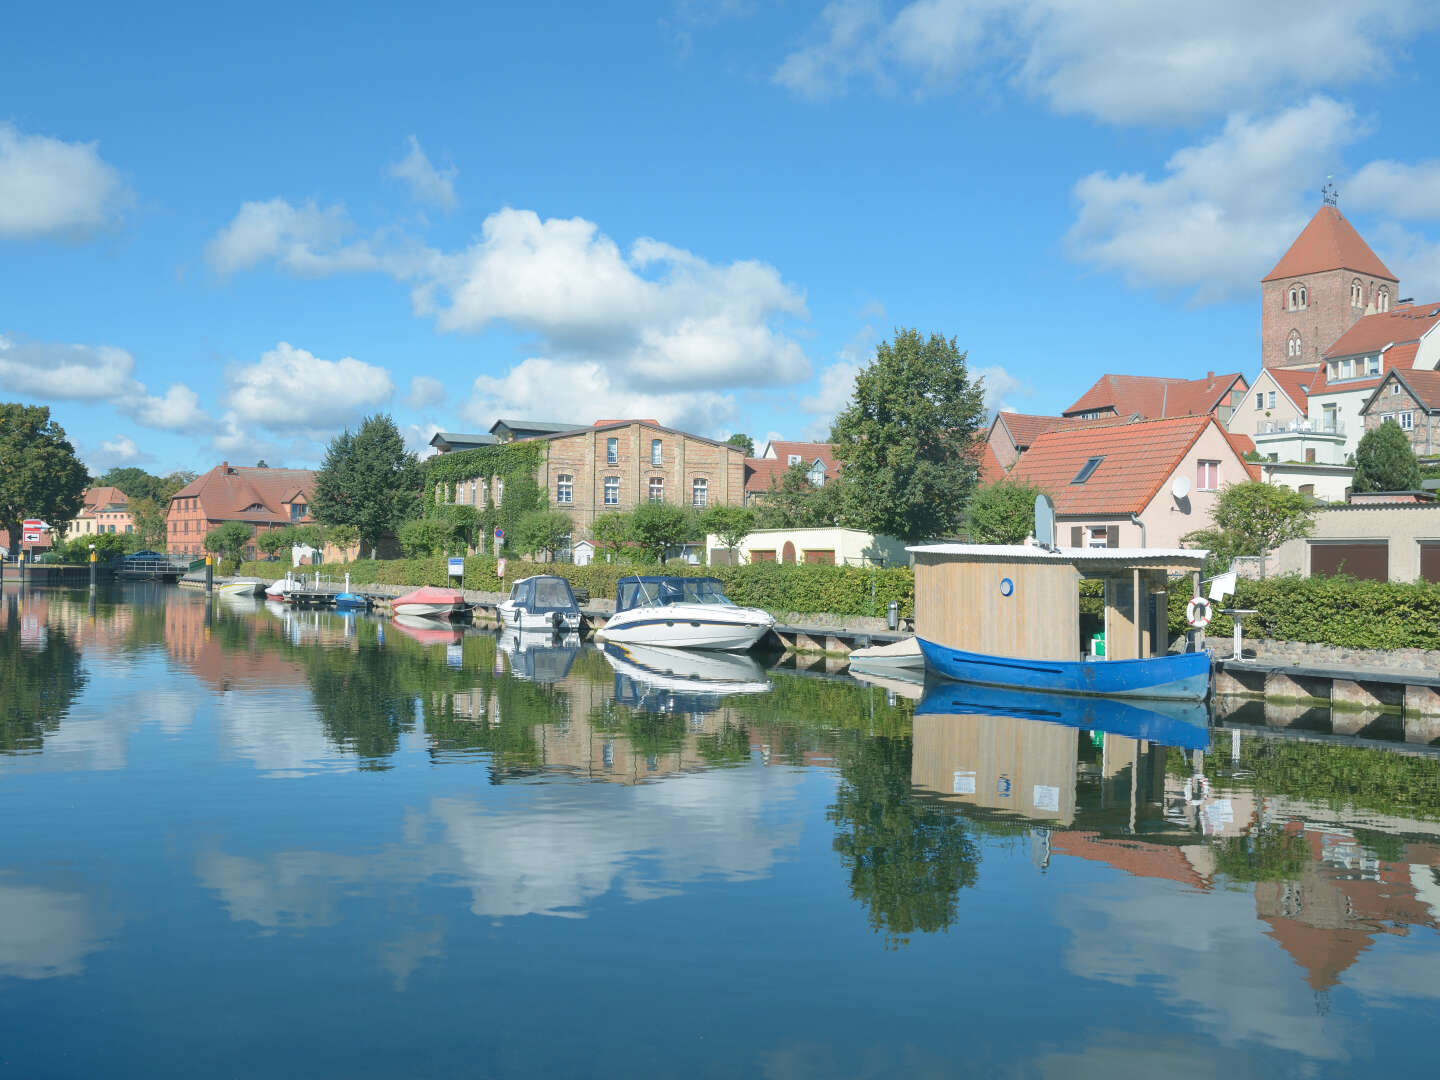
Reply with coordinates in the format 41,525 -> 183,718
1364,222 -> 1440,303
405,375 -> 446,409
86,435 -> 149,470
1066,97 -> 1357,302
974,362 -> 1026,412
0,876 -> 105,979
0,335 -> 212,432
1346,159 -> 1440,221
224,341 -> 396,431
800,359 -> 861,439
466,357 -> 737,435
403,421 -> 442,459
775,1 -> 1433,124
386,135 -> 457,210
205,198 -> 385,276
0,122 -> 126,237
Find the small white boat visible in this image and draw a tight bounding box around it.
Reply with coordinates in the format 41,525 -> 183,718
218,577 -> 267,597
392,585 -> 468,620
847,636 -> 923,675
599,576 -> 774,651
497,575 -> 582,632
265,576 -> 291,601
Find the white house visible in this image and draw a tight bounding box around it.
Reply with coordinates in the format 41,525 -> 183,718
707,527 -> 909,567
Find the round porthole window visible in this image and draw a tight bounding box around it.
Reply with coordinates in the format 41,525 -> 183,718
1000,577 -> 1014,597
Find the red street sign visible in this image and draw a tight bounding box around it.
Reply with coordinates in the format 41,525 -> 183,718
22,519 -> 44,529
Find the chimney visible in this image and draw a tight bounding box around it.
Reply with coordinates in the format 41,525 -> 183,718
1206,371 -> 1214,381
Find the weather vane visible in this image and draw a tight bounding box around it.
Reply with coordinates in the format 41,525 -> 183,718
1322,178 -> 1339,207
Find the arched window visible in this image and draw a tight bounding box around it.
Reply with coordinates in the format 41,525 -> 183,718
1288,287 -> 1298,309
1287,331 -> 1302,358
691,478 -> 708,508
1351,279 -> 1363,307
1378,286 -> 1390,312
648,477 -> 664,503
555,474 -> 573,504
1298,285 -> 1307,307
494,477 -> 505,505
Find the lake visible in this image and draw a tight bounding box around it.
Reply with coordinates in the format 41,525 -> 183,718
2,583 -> 1438,1078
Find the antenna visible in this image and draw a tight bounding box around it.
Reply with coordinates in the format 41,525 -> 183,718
1322,178 -> 1339,207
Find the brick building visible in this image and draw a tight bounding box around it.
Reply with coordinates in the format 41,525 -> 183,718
439,421 -> 747,540
62,486 -> 135,541
1360,367 -> 1440,457
166,463 -> 316,558
1261,203 -> 1400,371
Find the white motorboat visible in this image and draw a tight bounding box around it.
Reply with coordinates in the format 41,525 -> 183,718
218,576 -> 266,597
265,576 -> 291,601
603,642 -> 771,696
599,576 -> 774,651
497,575 -> 583,632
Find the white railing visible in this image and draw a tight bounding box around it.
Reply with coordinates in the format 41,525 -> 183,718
1255,418 -> 1344,436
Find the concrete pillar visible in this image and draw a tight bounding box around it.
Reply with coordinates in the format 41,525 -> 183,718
1404,684 -> 1440,719
1264,671 -> 1328,703
1404,711 -> 1440,744
1331,679 -> 1385,710
1330,711 -> 1368,736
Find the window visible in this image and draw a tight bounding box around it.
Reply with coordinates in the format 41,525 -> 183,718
787,454 -> 801,466
603,476 -> 619,505
648,477 -> 664,502
1071,456 -> 1104,484
1287,332 -> 1301,358
1267,391 -> 1276,409
1255,392 -> 1264,410
1340,358 -> 1354,379
1087,527 -> 1108,550
807,462 -> 826,487
691,477 -> 708,508
1366,356 -> 1380,375
290,502 -> 307,521
1400,411 -> 1414,431
495,477 -> 504,504
555,474 -> 573,504
1352,279 -> 1363,307
651,439 -> 663,466
1197,460 -> 1220,491
1288,287 -> 1298,309
1378,286 -> 1390,312
607,437 -> 619,465
1392,383 -> 1402,395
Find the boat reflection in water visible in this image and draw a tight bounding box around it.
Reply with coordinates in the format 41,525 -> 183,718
497,627 -> 582,683
390,614 -> 463,647
604,642 -> 771,712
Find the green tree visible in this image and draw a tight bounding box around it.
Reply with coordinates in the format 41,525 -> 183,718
129,496 -> 169,550
725,432 -> 755,456
964,480 -> 1050,544
515,508 -> 574,560
629,502 -> 694,563
0,403 -> 88,554
753,463 -> 846,529
203,521 -> 253,564
829,329 -> 987,542
58,531 -> 130,563
256,526 -> 295,557
701,504 -> 756,561
159,471 -> 197,500
1182,481 -> 1315,578
591,511 -> 632,560
313,415 -> 421,558
397,517 -> 454,557
94,466 -> 166,503
1352,418 -> 1422,492
430,503 -> 481,552
327,523 -> 360,560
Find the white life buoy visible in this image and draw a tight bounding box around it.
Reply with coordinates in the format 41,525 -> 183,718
1186,596 -> 1213,629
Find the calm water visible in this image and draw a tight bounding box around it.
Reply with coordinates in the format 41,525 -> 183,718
3,584 -> 1438,1078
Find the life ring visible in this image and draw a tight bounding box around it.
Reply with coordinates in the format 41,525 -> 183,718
1186,596 -> 1213,629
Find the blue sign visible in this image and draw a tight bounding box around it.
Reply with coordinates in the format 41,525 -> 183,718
447,557 -> 464,578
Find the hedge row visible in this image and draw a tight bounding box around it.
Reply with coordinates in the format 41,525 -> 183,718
238,557 -> 916,619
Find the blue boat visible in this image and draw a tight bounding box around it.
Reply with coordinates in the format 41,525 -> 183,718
916,680 -> 1210,751
334,592 -> 371,610
917,638 -> 1211,702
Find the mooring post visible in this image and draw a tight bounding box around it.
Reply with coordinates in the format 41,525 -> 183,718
17,550 -> 25,585
205,554 -> 214,594
89,546 -> 97,592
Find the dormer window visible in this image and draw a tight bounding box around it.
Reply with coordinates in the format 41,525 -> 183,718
807,461 -> 827,487
1365,356 -> 1380,376
787,454 -> 801,466
1340,358 -> 1354,379
1071,456 -> 1104,484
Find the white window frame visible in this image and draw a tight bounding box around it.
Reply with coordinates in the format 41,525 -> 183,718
691,477 -> 708,508
1267,391 -> 1276,409
787,454 -> 801,466
555,474 -> 573,505
651,439 -> 663,466
1400,411 -> 1414,431
648,477 -> 664,503
1255,392 -> 1263,410
603,476 -> 620,506
1197,459 -> 1220,492
606,437 -> 619,465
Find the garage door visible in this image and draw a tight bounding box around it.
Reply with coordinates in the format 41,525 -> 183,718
1422,542 -> 1440,583
804,549 -> 835,565
1309,541 -> 1389,581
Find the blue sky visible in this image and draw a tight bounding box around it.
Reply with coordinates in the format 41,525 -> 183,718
3,1 -> 1440,474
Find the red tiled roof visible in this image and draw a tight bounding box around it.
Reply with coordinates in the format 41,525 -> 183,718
1262,205 -> 1396,283
1323,303 -> 1440,358
171,464 -> 316,522
744,458 -> 789,495
593,418 -> 660,427
1063,373 -> 1245,420
973,437 -> 1007,485
997,412 -> 1066,449
1006,415 -> 1221,516
766,440 -> 841,470
1050,832 -> 1207,890
1383,368 -> 1440,411
1269,366 -> 1319,411
1310,343 -> 1419,395
1221,431 -> 1263,481
82,486 -> 129,510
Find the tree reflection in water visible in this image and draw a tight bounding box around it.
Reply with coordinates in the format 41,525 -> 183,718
0,594 -> 87,754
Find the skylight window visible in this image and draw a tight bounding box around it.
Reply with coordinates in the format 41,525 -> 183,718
1071,456 -> 1104,484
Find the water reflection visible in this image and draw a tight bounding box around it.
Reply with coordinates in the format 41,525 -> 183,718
0,584 -> 1437,1076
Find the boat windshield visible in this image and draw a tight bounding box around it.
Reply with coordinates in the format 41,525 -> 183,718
531,577 -> 577,611
616,576 -> 734,611
679,578 -> 734,605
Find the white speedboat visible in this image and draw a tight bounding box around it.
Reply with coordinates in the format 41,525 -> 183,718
497,575 -> 583,632
392,586 -> 468,620
218,576 -> 266,598
599,576 -> 774,651
847,636 -> 923,675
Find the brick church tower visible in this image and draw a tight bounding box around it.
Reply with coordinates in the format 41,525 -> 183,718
1261,199 -> 1398,370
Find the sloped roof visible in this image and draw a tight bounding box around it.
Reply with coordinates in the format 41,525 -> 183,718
1311,343 -> 1419,396
593,418 -> 660,427
430,431 -> 498,449
766,440 -> 842,470
744,458 -> 789,494
81,486 -> 129,512
1063,373 -> 1245,420
973,437 -> 1007,485
1323,302 -> 1440,358
1366,367 -> 1440,413
1221,431 -> 1263,481
1269,366 -> 1319,411
996,412 -> 1066,449
1262,205 -> 1396,283
1006,415 -> 1220,516
172,464 -> 316,521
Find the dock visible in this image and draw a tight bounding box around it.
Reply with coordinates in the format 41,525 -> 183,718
1216,656 -> 1440,722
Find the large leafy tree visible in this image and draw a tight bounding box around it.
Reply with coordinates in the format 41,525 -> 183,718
1352,418 -> 1422,493
591,512 -> 632,560
964,479 -> 1050,544
829,329 -> 987,543
203,521 -> 253,563
1183,481 -> 1315,578
129,497 -> 169,550
313,414 -> 421,558
753,463 -> 846,529
0,403 -> 88,552
515,508 -> 574,560
92,466 -> 195,504
700,505 -> 756,558
629,502 -> 695,563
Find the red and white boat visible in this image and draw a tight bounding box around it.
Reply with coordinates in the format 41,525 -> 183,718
391,585 -> 468,620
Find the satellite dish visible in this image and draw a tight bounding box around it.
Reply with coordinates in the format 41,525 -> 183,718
1034,493 -> 1057,549
1172,475 -> 1191,500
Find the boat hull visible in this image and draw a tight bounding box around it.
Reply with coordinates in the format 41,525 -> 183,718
218,578 -> 266,597
497,603 -> 582,632
917,638 -> 1211,701
600,606 -> 773,651
393,602 -> 465,620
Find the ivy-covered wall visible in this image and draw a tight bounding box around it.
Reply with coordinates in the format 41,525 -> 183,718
421,442 -> 545,554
